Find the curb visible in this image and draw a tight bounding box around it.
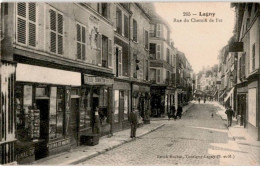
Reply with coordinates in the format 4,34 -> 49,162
62,124 -> 165,165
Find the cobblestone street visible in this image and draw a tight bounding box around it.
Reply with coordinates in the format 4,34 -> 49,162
79,103 -> 258,166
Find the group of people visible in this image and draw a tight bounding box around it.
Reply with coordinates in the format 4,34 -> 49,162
167,104 -> 183,120
197,97 -> 207,104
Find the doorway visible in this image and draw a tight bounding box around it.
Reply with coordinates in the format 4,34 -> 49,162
35,99 -> 49,160
70,98 -> 79,147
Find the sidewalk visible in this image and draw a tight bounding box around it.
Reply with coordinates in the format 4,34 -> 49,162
150,100 -> 195,121
211,101 -> 260,165
31,122 -> 165,165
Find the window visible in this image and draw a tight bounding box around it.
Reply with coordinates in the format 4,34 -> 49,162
101,3 -> 109,19
116,46 -> 122,77
166,48 -> 170,63
149,43 -> 156,59
102,35 -> 108,67
144,30 -> 149,49
156,24 -> 161,37
124,15 -> 129,38
50,8 -> 63,55
133,19 -> 137,42
116,8 -> 122,35
156,44 -> 161,59
156,69 -> 161,83
150,68 -> 156,83
166,71 -> 170,81
16,2 -> 36,47
251,43 -> 255,71
149,24 -> 156,37
76,23 -> 86,60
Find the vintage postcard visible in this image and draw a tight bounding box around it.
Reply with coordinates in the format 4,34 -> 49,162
0,0 -> 259,166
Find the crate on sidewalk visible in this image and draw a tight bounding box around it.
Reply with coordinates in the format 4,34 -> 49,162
80,134 -> 99,146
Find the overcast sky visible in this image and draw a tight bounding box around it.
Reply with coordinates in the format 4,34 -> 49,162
154,2 -> 235,73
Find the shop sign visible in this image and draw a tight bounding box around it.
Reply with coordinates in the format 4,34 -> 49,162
84,74 -> 113,85
176,89 -> 182,93
16,63 -> 81,86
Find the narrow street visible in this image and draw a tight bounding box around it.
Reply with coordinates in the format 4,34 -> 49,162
79,103 -> 257,165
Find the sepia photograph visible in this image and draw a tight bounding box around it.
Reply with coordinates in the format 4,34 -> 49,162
0,0 -> 260,166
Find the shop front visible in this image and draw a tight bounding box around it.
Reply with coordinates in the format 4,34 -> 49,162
15,63 -> 81,164
82,74 -> 114,136
132,84 -> 151,124
113,80 -> 130,132
150,86 -> 165,118
236,84 -> 247,127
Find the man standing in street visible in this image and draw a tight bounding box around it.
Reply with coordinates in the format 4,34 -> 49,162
129,108 -> 138,138
225,105 -> 235,127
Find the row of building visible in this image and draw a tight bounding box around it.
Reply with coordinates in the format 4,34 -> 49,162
217,3 -> 259,141
0,2 -> 193,164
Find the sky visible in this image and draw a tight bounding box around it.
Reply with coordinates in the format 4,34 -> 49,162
154,2 -> 235,73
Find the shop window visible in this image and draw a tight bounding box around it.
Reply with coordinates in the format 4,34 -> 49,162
80,89 -> 91,129
123,91 -> 129,120
76,23 -> 86,60
50,8 -> 63,55
16,2 -> 36,47
49,87 -> 65,140
16,85 -> 40,141
114,90 -> 119,123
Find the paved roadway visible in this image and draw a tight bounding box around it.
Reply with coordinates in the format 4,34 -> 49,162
79,103 -> 256,165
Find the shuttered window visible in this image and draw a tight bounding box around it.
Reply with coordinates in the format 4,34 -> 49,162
50,8 -> 63,55
76,23 -> 86,60
16,2 -> 36,47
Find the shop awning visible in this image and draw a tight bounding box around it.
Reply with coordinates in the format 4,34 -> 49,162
224,87 -> 234,102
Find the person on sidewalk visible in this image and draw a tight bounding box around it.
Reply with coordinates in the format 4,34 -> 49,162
129,108 -> 138,138
177,104 -> 183,119
225,105 -> 235,127
198,97 -> 201,104
168,105 -> 176,120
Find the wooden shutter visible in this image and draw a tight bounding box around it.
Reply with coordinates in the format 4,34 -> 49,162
108,39 -> 112,67
82,26 -> 86,60
76,24 -> 81,59
57,13 -> 63,55
17,3 -> 26,44
28,3 -> 36,47
156,44 -> 161,59
50,9 -> 56,53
